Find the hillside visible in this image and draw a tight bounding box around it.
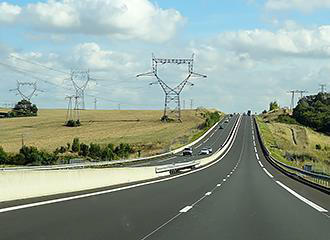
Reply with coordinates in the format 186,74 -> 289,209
257,109 -> 330,175
0,109 -> 218,157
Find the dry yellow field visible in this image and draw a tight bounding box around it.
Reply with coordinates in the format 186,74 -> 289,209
0,109 -> 207,156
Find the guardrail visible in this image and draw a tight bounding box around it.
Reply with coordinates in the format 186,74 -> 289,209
157,114 -> 242,175
155,160 -> 200,174
254,117 -> 330,194
0,115 -> 225,172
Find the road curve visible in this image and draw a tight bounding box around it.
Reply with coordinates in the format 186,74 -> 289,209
0,115 -> 329,240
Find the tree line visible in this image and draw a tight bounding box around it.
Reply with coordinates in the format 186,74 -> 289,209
0,138 -> 135,166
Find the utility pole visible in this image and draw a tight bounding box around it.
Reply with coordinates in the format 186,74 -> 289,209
288,90 -> 296,110
319,83 -> 327,93
296,90 -> 308,100
94,98 -> 97,110
137,54 -> 206,122
118,103 -> 121,110
183,100 -> 185,110
190,99 -> 193,110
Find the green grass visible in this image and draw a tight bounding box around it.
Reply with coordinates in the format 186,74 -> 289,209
256,113 -> 330,175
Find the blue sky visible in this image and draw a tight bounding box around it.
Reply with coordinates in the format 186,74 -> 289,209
0,0 -> 330,113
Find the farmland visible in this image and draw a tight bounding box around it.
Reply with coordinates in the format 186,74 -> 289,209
0,109 -> 213,157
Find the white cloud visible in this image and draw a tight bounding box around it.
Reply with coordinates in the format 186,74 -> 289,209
7,0 -> 184,43
265,0 -> 330,12
216,25 -> 330,59
0,2 -> 21,23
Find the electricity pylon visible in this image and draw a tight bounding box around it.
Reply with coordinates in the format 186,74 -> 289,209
65,95 -> 80,123
70,69 -> 90,110
9,81 -> 42,101
319,83 -> 327,93
137,54 -> 206,122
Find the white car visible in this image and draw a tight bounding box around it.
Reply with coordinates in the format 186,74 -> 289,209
200,148 -> 210,155
208,147 -> 213,153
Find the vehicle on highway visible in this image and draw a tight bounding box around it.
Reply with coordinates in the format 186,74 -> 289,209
219,125 -> 224,129
183,147 -> 193,156
247,110 -> 251,116
225,119 -> 229,123
208,147 -> 213,153
199,148 -> 210,155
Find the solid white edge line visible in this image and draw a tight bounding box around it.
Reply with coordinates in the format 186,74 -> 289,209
276,181 -> 328,213
258,161 -> 264,167
0,116 -> 243,214
179,205 -> 193,213
262,168 -> 273,178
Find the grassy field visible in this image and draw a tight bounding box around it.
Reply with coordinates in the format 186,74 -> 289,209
0,109 -> 216,157
257,110 -> 330,175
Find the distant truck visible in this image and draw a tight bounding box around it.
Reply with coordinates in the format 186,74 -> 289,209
247,110 -> 251,116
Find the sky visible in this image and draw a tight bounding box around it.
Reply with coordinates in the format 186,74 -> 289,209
0,0 -> 330,113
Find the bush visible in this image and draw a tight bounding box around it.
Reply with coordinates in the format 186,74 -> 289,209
66,120 -> 81,127
79,143 -> 89,157
315,144 -> 322,150
101,147 -> 114,161
276,114 -> 298,124
89,143 -> 102,158
0,146 -> 8,165
72,138 -> 80,153
269,101 -> 280,111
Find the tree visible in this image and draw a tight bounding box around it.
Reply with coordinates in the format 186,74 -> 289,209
72,138 -> 80,153
269,101 -> 280,111
89,143 -> 101,159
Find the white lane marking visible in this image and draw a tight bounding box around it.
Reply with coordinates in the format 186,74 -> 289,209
139,212 -> 182,240
203,138 -> 209,143
252,136 -> 255,141
195,143 -> 203,149
276,181 -> 328,213
258,161 -> 264,167
217,184 -> 221,187
263,168 -> 273,178
256,153 -> 259,160
210,132 -> 215,137
253,141 -> 256,147
205,192 -> 212,196
227,175 -> 230,178
0,117 -> 243,214
180,206 -> 193,213
223,179 -> 226,182
254,147 -> 257,153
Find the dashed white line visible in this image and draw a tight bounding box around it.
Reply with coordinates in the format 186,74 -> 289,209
179,206 -> 193,213
263,168 -> 273,178
217,184 -> 221,187
205,192 -> 212,196
258,161 -> 264,167
227,175 -> 230,178
276,181 -> 328,213
254,146 -> 257,153
256,153 -> 259,160
223,179 -> 226,182
253,141 -> 256,147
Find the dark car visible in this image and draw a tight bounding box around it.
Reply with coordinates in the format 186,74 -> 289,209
183,147 -> 193,156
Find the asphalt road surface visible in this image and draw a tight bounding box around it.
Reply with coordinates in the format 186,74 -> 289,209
0,115 -> 329,240
131,114 -> 238,167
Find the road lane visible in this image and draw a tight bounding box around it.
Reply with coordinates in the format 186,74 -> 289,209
0,116 -> 328,240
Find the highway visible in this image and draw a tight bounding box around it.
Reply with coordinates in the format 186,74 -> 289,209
131,114 -> 238,167
0,115 -> 329,240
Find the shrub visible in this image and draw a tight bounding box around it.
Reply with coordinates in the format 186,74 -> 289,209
89,143 -> 102,159
0,146 -> 8,165
79,143 -> 89,157
315,144 -> 322,150
101,147 -> 114,161
66,120 -> 81,127
72,138 -> 80,153
269,101 -> 280,111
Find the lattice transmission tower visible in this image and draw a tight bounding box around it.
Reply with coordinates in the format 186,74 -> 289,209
70,69 -> 91,110
137,54 -> 207,122
65,95 -> 80,124
9,81 -> 42,101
